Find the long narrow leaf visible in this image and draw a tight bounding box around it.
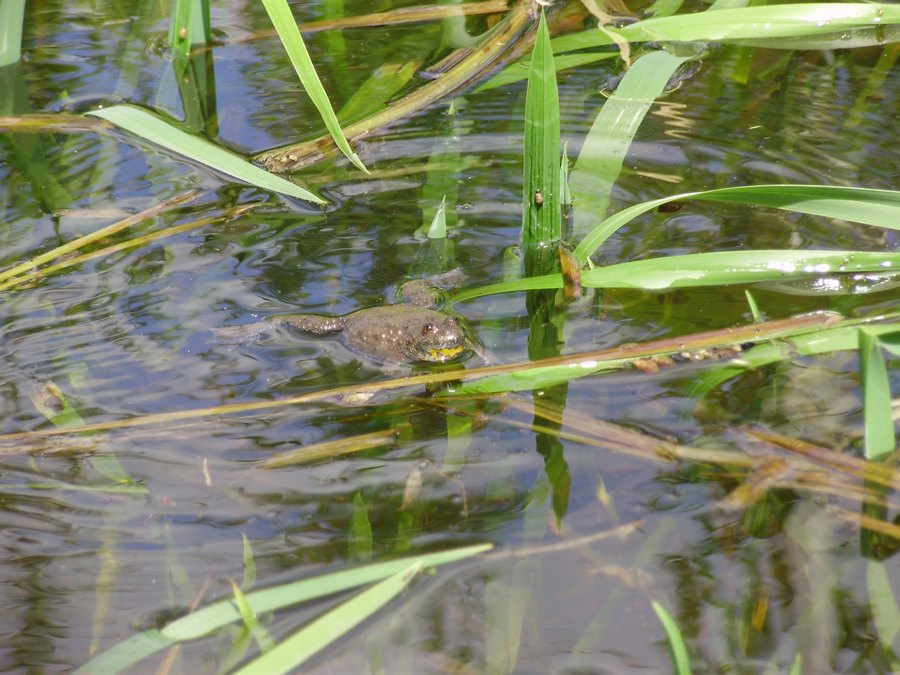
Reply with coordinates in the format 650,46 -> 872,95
0,0 -> 26,67
652,601 -> 692,675
259,0 -> 367,172
573,184 -> 900,263
453,249 -> 900,303
522,11 -> 561,277
76,544 -> 490,675
87,105 -> 326,203
551,4 -> 900,54
570,50 -> 692,237
235,562 -> 422,674
859,329 -> 895,462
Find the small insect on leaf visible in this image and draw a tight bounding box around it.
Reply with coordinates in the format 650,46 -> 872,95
534,189 -> 544,206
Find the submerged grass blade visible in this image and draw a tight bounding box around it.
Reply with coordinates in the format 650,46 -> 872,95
859,329 -> 896,462
257,1 -> 533,172
0,205 -> 257,293
87,105 -> 326,203
260,428 -> 400,468
76,544 -> 490,674
235,563 -> 422,675
570,50 -> 692,237
522,10 -> 561,277
0,189 -> 200,286
231,581 -> 275,653
259,0 -> 366,172
0,0 -> 25,67
349,492 -> 373,562
652,601 -> 692,675
867,561 -> 900,651
573,184 -> 900,263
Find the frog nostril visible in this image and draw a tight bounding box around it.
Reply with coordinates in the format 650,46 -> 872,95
422,323 -> 436,335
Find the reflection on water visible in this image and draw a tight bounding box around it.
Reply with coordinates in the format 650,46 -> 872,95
0,0 -> 898,671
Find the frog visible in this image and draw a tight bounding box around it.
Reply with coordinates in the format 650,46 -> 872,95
217,269 -> 479,366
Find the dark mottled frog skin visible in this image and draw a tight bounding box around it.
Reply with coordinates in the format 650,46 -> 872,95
218,270 -> 476,365
271,304 -> 468,364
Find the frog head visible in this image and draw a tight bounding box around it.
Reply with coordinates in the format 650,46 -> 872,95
407,313 -> 468,363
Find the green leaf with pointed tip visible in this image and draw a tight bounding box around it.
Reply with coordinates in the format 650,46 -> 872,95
87,105 -> 326,204
259,0 -> 367,172
652,601 -> 692,675
522,10 -> 561,278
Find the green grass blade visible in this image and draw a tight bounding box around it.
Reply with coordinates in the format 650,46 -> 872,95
652,601 -> 692,674
580,250 -> 900,290
455,250 -> 900,304
241,534 -> 257,591
169,0 -> 210,60
427,196 -> 448,240
522,10 -> 561,278
456,313 -> 898,396
259,0 -> 367,172
573,184 -> 900,263
87,104 -> 326,204
348,491 -> 373,562
859,329 -> 896,462
551,4 -> 900,53
231,582 -> 275,653
570,50 -> 692,237
867,561 -> 900,651
0,0 -> 25,67
688,320 -> 900,400
337,58 -> 421,124
77,544 -> 490,674
234,562 -> 422,675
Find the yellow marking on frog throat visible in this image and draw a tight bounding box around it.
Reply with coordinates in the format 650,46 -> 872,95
427,345 -> 464,361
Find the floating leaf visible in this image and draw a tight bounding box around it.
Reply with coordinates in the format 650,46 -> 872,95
87,105 -> 326,204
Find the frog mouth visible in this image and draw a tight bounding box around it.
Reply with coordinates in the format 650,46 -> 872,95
426,345 -> 465,361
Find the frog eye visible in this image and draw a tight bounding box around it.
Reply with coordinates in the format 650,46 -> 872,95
422,323 -> 436,335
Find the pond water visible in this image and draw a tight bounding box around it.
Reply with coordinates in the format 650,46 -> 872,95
1,0 -> 898,672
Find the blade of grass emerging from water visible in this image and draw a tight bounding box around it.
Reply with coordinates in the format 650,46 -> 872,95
87,105 -> 326,203
169,0 -> 211,60
259,0 -> 366,172
523,10 -> 561,277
